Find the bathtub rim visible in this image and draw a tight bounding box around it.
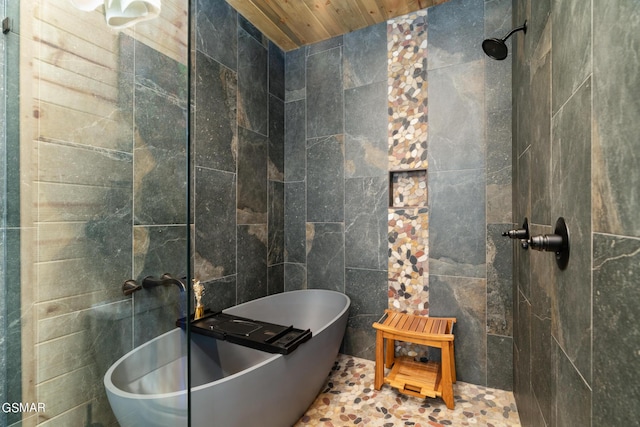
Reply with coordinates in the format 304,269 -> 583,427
104,289 -> 350,400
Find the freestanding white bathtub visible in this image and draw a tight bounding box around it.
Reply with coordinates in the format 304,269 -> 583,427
104,289 -> 350,427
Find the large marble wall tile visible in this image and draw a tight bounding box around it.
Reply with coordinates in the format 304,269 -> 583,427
487,334 -> 513,391
267,263 -> 284,295
555,343 -> 592,427
238,28 -> 268,135
485,53 -> 512,114
237,224 -> 268,304
593,2 -> 640,237
526,0 -> 551,57
307,35 -> 343,55
531,313 -> 553,425
427,0 -> 484,70
593,233 -> 640,425
306,135 -> 344,223
428,60 -> 485,172
134,85 -> 187,225
551,79 -> 592,383
513,290 -> 531,418
344,268 -> 387,360
195,0 -> 237,71
486,109 -> 512,224
284,182 -> 306,263
201,275 -> 237,312
285,48 -> 305,102
343,22 -> 387,89
530,50 -> 551,226
344,82 -> 387,178
194,50 -> 237,172
268,94 -> 284,181
133,225 -> 187,281
194,167 -> 236,280
551,0 -> 591,113
268,41 -> 285,100
430,275 -> 487,385
487,224 -> 513,336
345,177 -> 388,270
284,99 -> 306,182
306,47 -> 343,138
134,40 -> 187,102
306,223 -> 344,292
238,14 -> 266,46
268,181 -> 284,265
429,169 -> 486,278
237,127 -> 267,224
484,0 -> 512,51
284,263 -> 307,291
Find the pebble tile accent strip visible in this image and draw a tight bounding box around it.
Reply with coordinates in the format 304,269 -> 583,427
387,11 -> 430,318
388,208 -> 429,316
387,11 -> 428,171
295,354 -> 521,427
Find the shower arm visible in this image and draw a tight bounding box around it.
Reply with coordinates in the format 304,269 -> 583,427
500,22 -> 527,42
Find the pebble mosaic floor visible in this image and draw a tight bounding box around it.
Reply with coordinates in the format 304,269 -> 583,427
295,354 -> 521,427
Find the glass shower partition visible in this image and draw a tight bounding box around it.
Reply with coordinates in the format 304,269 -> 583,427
3,0 -> 192,425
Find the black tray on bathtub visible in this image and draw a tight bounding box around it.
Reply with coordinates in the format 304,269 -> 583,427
176,311 -> 312,355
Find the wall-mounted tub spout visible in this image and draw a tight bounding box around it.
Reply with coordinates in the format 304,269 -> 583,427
121,273 -> 186,296
142,273 -> 187,292
122,279 -> 142,295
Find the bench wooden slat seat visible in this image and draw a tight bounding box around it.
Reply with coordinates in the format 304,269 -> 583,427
372,309 -> 457,409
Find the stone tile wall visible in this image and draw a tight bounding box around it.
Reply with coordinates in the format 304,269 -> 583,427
512,0 -> 640,425
284,0 -> 513,389
193,0 -> 285,309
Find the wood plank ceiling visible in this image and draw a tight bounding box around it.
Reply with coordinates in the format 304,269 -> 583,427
226,0 -> 450,51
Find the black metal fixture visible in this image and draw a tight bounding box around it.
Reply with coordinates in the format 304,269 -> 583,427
502,217 -> 530,249
121,273 -> 187,296
482,20 -> 527,60
527,217 -> 570,270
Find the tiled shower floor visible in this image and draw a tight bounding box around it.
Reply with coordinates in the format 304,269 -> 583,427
295,354 -> 521,427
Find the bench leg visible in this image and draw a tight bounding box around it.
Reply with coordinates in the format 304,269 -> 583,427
449,341 -> 456,383
375,331 -> 384,390
385,336 -> 395,369
441,342 -> 455,409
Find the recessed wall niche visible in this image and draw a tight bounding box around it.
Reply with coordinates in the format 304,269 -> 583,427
389,169 -> 427,208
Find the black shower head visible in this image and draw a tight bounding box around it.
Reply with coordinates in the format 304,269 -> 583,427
482,20 -> 527,60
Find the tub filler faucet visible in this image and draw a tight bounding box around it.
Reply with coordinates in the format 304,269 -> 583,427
121,273 -> 186,295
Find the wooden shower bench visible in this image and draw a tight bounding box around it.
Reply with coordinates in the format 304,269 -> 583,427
372,310 -> 457,409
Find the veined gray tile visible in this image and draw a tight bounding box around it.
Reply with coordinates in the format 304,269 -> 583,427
593,233 -> 640,425
555,342 -> 592,427
196,0 -> 237,71
285,182 -> 306,264
306,223 -> 344,292
268,95 -> 285,181
201,275 -> 237,311
194,51 -> 237,172
194,167 -> 236,280
345,268 -> 387,316
284,263 -> 307,291
429,169 -> 486,278
343,22 -> 387,89
237,127 -> 268,225
268,181 -> 284,265
285,48 -> 306,102
238,28 -> 268,135
427,0 -> 484,70
429,60 -> 485,172
487,335 -> 513,391
237,224 -> 268,304
269,41 -> 285,100
268,263 -> 284,295
487,224 -> 513,336
551,0 -> 591,113
307,135 -> 345,223
284,100 -> 306,182
344,82 -> 387,178
306,47 -> 343,138
345,177 -> 388,270
593,1 -> 640,237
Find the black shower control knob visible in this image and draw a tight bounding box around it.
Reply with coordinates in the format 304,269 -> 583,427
528,234 -> 564,252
